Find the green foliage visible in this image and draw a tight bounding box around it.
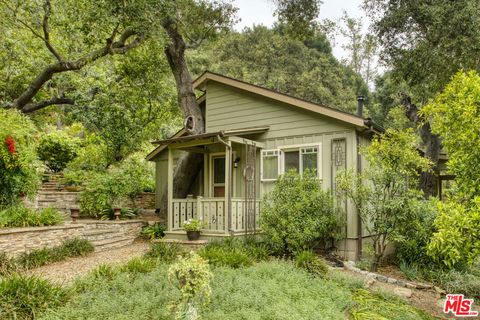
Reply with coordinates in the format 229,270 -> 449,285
89,264 -> 119,281
17,238 -> 94,269
399,261 -> 419,281
427,198 -> 480,269
79,153 -> 154,217
0,274 -> 69,320
194,26 -> 368,113
0,205 -> 64,228
0,109 -> 40,207
0,252 -> 18,276
273,0 -> 320,39
394,198 -> 438,266
183,218 -> 205,232
423,71 -> 480,200
145,242 -> 185,263
294,251 -> 329,278
336,129 -> 432,271
168,252 -> 213,319
261,169 -> 342,254
365,0 -> 480,101
350,289 -> 433,320
141,223 -> 167,240
37,130 -> 79,172
198,245 -> 253,269
120,257 -> 157,274
39,261 -> 430,320
421,268 -> 480,300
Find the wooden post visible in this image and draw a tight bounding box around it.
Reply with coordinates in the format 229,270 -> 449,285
167,147 -> 173,231
196,196 -> 204,222
224,141 -> 232,234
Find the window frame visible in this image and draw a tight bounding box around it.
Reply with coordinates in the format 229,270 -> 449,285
260,143 -> 322,182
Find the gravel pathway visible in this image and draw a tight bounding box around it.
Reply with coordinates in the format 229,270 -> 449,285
27,240 -> 150,285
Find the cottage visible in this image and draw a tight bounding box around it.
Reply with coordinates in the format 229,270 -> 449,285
147,71 -> 382,260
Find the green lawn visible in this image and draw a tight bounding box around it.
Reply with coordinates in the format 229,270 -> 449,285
39,260 -> 433,320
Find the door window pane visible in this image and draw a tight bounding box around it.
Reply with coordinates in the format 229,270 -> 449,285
284,150 -> 300,173
213,157 -> 225,183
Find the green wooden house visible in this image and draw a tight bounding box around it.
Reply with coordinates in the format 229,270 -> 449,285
147,71 -> 380,260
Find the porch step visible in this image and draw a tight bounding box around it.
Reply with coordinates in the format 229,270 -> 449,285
157,238 -> 209,251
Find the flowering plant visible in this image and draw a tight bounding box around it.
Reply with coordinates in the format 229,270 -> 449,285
183,218 -> 205,232
4,136 -> 16,154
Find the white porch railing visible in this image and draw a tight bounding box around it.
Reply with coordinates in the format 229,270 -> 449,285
171,197 -> 261,233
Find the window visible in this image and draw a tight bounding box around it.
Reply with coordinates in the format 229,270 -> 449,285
261,150 -> 280,181
301,147 -> 318,174
261,144 -> 322,181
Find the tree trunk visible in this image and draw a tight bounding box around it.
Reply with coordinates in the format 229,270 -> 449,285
400,94 -> 441,198
158,19 -> 205,219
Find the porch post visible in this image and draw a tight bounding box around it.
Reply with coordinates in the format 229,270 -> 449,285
167,146 -> 173,231
224,140 -> 232,234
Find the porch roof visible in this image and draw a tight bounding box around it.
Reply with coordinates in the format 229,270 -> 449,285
151,126 -> 269,146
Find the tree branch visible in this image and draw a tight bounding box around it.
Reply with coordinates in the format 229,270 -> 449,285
22,96 -> 74,113
42,0 -> 63,61
12,28 -> 144,112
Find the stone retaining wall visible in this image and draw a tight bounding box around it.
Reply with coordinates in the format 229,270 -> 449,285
0,220 -> 146,257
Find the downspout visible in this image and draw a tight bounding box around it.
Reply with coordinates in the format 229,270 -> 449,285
356,96 -> 364,261
217,134 -> 233,234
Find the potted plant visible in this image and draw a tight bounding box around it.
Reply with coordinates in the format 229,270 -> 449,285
183,218 -> 204,241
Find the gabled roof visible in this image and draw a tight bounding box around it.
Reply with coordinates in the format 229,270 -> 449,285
146,128 -> 186,161
193,71 -> 367,128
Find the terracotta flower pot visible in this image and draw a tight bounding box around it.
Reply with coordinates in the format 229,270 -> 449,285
114,208 -> 122,221
70,208 -> 80,223
186,231 -> 201,241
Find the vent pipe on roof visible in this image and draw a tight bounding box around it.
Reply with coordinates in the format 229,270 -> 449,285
357,95 -> 365,117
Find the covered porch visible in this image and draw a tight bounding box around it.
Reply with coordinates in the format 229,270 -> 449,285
154,127 -> 267,238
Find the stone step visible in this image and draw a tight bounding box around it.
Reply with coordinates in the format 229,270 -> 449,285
38,199 -> 57,203
83,229 -> 117,236
93,237 -> 135,252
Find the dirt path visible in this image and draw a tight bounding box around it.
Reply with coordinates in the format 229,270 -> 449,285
27,240 -> 150,285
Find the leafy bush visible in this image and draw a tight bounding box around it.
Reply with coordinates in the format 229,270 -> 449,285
427,198 -> 480,269
399,261 -> 419,281
261,169 -> 342,254
0,274 -> 69,319
120,257 -> 157,274
0,205 -> 64,228
0,109 -> 40,207
142,223 -> 167,240
422,269 -> 480,300
183,218 -> 205,231
394,198 -> 438,266
198,245 -> 253,268
145,242 -> 185,263
294,251 -> 329,278
60,238 -> 95,257
99,207 -> 139,220
79,154 -> 154,217
37,130 -> 79,172
168,252 -> 213,319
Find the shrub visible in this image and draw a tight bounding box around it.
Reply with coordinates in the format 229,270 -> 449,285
427,198 -> 480,269
294,251 -> 329,278
0,205 -> 64,228
422,269 -> 480,300
261,169 -> 342,254
394,198 -> 438,266
142,223 -> 167,240
120,257 -> 157,274
399,261 -> 419,281
0,274 -> 69,319
90,264 -> 118,280
183,218 -> 205,232
37,130 -> 79,172
168,252 -> 213,319
198,245 -> 253,268
145,242 -> 185,263
60,238 -> 94,257
79,154 -> 154,217
0,109 -> 40,208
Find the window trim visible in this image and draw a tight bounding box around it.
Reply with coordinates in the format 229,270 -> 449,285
260,149 -> 282,182
261,143 -> 323,181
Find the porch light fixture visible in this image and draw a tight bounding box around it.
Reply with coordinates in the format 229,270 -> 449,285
233,157 -> 241,168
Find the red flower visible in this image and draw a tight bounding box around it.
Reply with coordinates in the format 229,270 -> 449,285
4,136 -> 16,154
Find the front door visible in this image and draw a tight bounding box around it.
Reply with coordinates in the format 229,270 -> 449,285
212,155 -> 225,197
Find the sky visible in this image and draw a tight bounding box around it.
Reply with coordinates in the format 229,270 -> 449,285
233,0 -> 370,63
